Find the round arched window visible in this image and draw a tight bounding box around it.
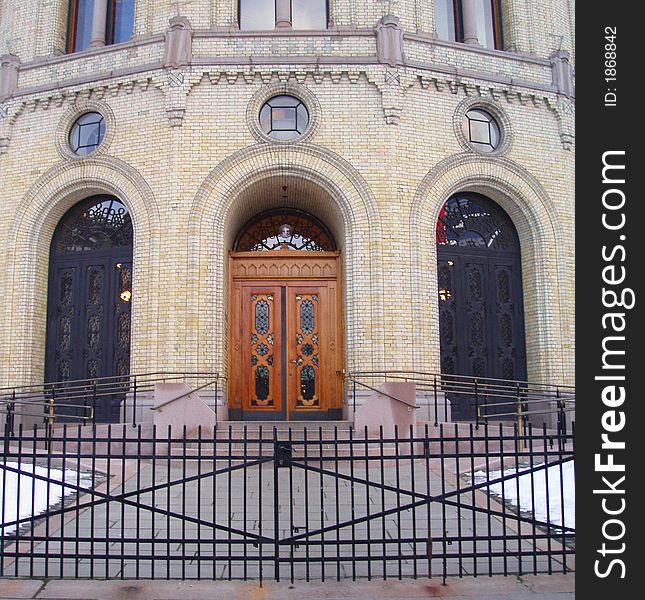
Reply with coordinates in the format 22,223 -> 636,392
52,196 -> 133,253
234,208 -> 336,251
69,112 -> 106,155
462,109 -> 500,153
259,96 -> 310,140
436,193 -> 517,250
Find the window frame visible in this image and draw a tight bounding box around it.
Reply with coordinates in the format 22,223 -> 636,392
442,1 -> 504,51
238,0 -> 330,31
67,0 -> 135,53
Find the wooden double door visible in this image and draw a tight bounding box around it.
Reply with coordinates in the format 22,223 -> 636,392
229,252 -> 342,421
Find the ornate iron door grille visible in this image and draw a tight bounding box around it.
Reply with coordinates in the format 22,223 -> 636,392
437,193 -> 527,420
45,197 -> 133,422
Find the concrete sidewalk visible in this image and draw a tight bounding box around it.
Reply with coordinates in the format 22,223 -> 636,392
0,575 -> 574,599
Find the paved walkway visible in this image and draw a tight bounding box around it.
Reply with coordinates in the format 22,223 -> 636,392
1,574 -> 574,599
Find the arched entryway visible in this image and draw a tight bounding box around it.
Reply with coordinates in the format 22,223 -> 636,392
228,208 -> 343,421
45,195 -> 133,422
436,192 -> 527,420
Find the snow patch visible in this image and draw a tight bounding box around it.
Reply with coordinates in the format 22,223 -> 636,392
472,461 -> 575,530
1,462 -> 94,535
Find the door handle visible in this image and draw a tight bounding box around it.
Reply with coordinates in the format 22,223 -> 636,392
290,359 -> 298,364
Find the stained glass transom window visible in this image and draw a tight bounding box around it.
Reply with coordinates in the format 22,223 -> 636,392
259,96 -> 309,140
436,193 -> 517,251
52,196 -> 133,253
69,112 -> 106,155
234,208 -> 336,252
463,109 -> 500,153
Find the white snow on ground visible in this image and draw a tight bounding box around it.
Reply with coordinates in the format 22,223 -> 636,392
0,462 -> 93,535
472,461 -> 575,530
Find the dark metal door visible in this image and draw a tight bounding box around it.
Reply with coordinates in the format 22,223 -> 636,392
45,196 -> 133,423
437,193 -> 527,420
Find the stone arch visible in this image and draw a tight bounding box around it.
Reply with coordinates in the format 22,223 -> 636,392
187,143 -> 385,378
410,153 -> 569,385
2,156 -> 161,385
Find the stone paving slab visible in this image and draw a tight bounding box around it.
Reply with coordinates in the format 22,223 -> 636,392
0,575 -> 574,599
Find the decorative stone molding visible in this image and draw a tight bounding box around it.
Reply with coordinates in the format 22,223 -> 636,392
0,54 -> 20,103
163,16 -> 193,70
55,98 -> 116,160
409,153 -> 566,382
246,81 -> 322,144
4,156 -> 161,384
453,96 -> 514,157
375,15 -> 404,68
187,143 -> 385,375
550,50 -> 574,99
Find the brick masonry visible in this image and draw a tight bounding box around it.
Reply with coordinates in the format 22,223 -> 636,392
0,1 -> 574,395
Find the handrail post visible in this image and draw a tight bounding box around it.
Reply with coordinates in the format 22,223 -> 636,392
433,375 -> 438,427
132,376 -> 137,428
214,377 -> 218,416
516,384 -> 524,452
353,379 -> 356,414
47,391 -> 56,451
474,379 -> 480,430
92,381 -> 97,425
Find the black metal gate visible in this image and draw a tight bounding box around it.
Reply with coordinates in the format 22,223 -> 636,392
45,196 -> 133,422
437,193 -> 528,420
0,424 -> 574,582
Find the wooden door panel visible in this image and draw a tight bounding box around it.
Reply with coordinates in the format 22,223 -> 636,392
240,285 -> 283,415
229,252 -> 343,421
287,285 -> 326,415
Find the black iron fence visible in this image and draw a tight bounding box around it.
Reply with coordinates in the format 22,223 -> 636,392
0,423 -> 574,582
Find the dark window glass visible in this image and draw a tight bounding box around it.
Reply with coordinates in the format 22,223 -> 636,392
473,0 -> 496,49
239,0 -> 328,30
436,193 -> 517,251
234,208 -> 336,252
69,112 -> 106,155
53,196 -> 133,254
70,0 -> 95,52
435,1 -> 503,49
112,0 -> 135,44
239,0 -> 276,30
436,0 -> 457,41
292,0 -> 327,30
259,95 -> 309,140
463,109 -> 500,152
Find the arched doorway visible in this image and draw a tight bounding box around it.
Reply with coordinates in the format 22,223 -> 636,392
436,192 -> 527,420
228,208 -> 343,421
45,196 -> 133,422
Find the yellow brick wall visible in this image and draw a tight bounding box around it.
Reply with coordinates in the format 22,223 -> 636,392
0,1 -> 575,394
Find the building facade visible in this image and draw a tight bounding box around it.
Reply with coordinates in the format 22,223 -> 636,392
0,1 -> 575,422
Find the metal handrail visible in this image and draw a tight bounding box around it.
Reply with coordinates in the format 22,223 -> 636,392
151,378 -> 221,411
1,372 -> 222,432
344,370 -> 574,430
347,379 -> 419,409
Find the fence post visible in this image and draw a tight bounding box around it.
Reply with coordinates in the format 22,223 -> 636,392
3,399 -> 14,452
